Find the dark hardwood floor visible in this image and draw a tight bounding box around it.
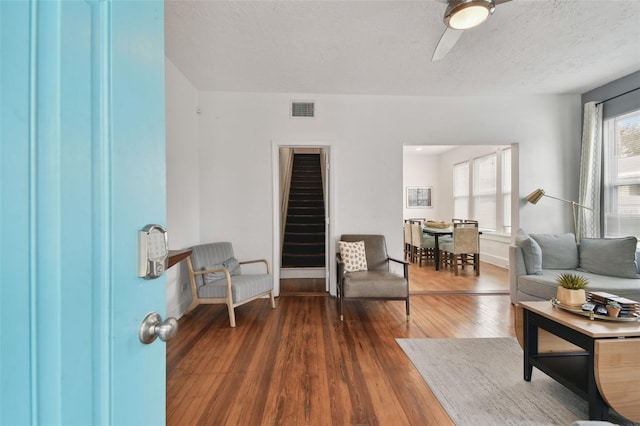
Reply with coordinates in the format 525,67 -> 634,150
167,262 -> 514,425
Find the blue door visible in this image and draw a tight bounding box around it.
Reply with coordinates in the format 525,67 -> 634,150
1,1 -> 168,424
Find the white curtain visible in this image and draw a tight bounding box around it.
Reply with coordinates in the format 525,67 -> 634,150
577,102 -> 603,240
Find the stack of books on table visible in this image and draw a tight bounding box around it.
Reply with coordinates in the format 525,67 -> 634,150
588,292 -> 640,318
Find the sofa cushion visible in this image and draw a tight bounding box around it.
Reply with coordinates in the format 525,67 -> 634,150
338,240 -> 368,272
578,237 -> 640,279
515,229 -> 543,275
517,272 -> 562,301
530,233 -> 579,269
517,269 -> 640,302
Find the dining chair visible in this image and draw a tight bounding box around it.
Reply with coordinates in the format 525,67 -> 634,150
411,223 -> 436,266
403,221 -> 413,262
440,222 -> 480,275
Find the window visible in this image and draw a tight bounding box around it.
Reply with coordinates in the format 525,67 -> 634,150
502,148 -> 512,234
473,154 -> 497,231
453,161 -> 469,220
452,148 -> 511,234
603,109 -> 640,241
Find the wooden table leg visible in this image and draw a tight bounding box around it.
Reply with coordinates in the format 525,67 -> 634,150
523,308 -> 536,381
433,235 -> 440,271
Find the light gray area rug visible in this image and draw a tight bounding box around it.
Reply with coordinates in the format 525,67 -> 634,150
396,337 -> 637,426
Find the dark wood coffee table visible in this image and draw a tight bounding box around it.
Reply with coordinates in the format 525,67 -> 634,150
520,301 -> 640,422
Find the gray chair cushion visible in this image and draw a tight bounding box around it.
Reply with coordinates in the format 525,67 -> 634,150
515,229 -> 543,275
198,274 -> 273,303
530,233 -> 579,269
342,271 -> 408,298
578,236 -> 640,279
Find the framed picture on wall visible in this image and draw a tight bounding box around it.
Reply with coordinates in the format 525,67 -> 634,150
406,186 -> 432,208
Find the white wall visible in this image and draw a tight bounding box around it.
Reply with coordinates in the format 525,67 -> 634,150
192,92 -> 581,298
403,153 -> 441,220
165,58 -> 200,318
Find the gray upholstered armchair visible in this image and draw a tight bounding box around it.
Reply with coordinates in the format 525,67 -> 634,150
336,234 -> 410,321
186,242 -> 276,327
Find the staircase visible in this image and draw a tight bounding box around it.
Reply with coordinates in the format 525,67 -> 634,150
282,153 -> 326,268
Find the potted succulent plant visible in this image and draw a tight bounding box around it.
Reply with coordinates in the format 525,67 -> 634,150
556,273 -> 588,307
606,300 -> 621,318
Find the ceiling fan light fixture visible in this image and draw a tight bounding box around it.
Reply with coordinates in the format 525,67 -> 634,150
444,0 -> 495,30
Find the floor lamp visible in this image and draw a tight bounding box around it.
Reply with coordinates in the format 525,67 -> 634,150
525,188 -> 592,241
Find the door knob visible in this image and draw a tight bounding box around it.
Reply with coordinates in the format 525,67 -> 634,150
139,312 -> 178,344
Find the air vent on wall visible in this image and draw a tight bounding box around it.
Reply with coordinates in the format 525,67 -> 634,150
291,101 -> 315,118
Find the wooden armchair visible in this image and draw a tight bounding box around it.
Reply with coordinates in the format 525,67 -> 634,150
336,234 -> 410,321
185,242 -> 276,327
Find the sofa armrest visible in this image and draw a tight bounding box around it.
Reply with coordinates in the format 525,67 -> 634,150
508,245 -> 527,304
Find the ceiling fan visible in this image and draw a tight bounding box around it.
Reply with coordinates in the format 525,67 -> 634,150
432,0 -> 512,62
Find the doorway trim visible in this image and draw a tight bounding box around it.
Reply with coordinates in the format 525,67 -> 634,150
271,141 -> 336,297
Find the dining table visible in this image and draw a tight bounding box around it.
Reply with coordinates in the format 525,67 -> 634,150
422,226 -> 453,271
423,226 -> 482,271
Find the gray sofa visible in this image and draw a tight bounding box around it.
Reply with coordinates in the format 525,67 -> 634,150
509,231 -> 640,304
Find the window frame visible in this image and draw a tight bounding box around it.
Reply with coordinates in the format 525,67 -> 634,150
602,109 -> 640,242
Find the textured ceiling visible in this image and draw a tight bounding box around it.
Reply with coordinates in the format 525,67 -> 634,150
165,0 -> 640,96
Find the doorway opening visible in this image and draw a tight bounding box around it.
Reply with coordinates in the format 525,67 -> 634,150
277,147 -> 330,295
403,144 -> 518,279
282,152 -> 325,268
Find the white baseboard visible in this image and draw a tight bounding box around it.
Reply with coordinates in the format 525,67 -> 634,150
280,267 -> 326,279
169,296 -> 193,320
480,253 -> 508,269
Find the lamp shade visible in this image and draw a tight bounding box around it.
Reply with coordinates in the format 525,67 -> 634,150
445,0 -> 495,30
526,188 -> 545,204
